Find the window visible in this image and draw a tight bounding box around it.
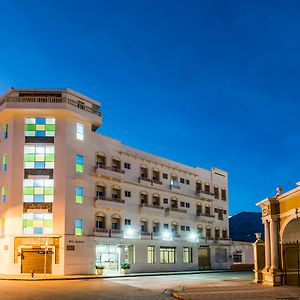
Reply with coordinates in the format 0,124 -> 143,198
112,217 -> 120,230
95,216 -> 105,229
215,248 -> 227,263
222,229 -> 228,239
206,227 -> 212,238
197,204 -> 202,215
75,219 -> 83,236
125,191 -> 131,197
204,183 -> 210,193
25,117 -> 55,137
215,228 -> 220,239
185,203 -> 190,208
3,123 -> 8,139
76,155 -> 84,173
183,247 -> 192,263
214,186 -> 219,199
163,173 -> 168,179
163,223 -> 169,229
1,186 -> 6,203
96,185 -> 105,198
196,181 -> 202,192
23,213 -> 53,234
141,221 -> 147,232
147,246 -> 155,263
76,123 -> 84,141
76,186 -> 84,204
124,162 -> 131,169
205,206 -> 211,215
218,209 -> 224,220
163,198 -> 168,204
23,179 -> 54,203
221,188 -> 227,201
180,201 -> 185,207
160,247 -> 176,264
233,252 -> 242,263
180,178 -> 185,184
153,222 -> 159,233
181,225 -> 185,231
2,154 -> 7,172
171,176 -> 178,187
186,179 -> 190,185
186,226 -> 190,231
24,145 -> 55,169
124,219 -> 131,226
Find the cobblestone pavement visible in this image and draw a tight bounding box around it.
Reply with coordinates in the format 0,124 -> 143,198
0,271 -> 299,300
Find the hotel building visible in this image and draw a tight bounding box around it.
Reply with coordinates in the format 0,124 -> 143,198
0,88 -> 230,275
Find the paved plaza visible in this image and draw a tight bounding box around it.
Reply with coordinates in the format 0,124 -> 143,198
0,271 -> 299,300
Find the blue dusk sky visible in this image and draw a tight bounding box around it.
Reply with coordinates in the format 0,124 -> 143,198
1,0 -> 300,215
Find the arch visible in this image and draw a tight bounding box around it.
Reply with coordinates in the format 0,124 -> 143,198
111,214 -> 121,219
172,221 -> 178,225
152,193 -> 160,198
280,209 -> 300,239
140,163 -> 148,169
140,190 -> 148,195
112,184 -> 121,190
96,151 -> 106,157
153,219 -> 159,224
140,217 -> 148,222
214,185 -> 219,188
171,196 -> 178,200
111,155 -> 121,161
152,167 -> 160,172
197,224 -> 203,229
282,216 -> 300,243
96,181 -> 106,187
95,211 -> 106,217
215,226 -> 220,230
206,225 -> 211,229
196,180 -> 202,183
205,204 -> 210,207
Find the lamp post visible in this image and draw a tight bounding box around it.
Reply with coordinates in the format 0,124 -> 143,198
44,241 -> 48,276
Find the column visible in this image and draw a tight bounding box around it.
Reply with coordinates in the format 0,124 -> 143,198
270,219 -> 279,271
264,221 -> 271,271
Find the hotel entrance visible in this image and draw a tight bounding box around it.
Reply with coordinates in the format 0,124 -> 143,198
96,245 -> 120,274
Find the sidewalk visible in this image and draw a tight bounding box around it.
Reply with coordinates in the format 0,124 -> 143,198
0,269 -> 242,281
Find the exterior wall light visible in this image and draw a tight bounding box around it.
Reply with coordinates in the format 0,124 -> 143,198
162,230 -> 172,241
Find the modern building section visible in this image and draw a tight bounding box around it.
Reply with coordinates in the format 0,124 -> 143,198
0,88 -> 230,275
229,211 -> 264,242
255,185 -> 300,286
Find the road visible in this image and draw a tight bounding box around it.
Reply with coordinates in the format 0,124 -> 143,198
0,271 -> 299,300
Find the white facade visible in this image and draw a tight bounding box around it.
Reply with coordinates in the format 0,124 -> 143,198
0,88 -> 230,275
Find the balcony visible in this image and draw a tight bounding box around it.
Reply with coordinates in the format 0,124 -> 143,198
170,184 -> 180,190
165,207 -> 187,219
110,229 -> 123,238
1,95 -> 102,117
195,190 -> 215,201
93,228 -> 109,237
139,204 -> 165,217
94,164 -> 125,180
196,213 -> 215,223
94,196 -> 125,209
139,232 -> 152,240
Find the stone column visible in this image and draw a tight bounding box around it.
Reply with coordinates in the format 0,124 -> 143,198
270,219 -> 279,272
264,220 -> 271,271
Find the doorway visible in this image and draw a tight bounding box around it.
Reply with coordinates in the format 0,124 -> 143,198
96,245 -> 120,274
198,246 -> 211,269
21,248 -> 52,274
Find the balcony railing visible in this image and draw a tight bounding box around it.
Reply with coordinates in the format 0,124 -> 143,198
169,207 -> 187,213
2,96 -> 102,116
140,203 -> 163,209
96,163 -> 125,174
196,212 -> 215,218
152,179 -> 162,185
94,228 -> 109,233
95,196 -> 125,203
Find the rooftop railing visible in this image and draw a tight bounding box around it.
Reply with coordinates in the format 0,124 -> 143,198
1,96 -> 102,117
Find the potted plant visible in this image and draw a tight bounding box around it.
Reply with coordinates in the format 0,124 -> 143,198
95,264 -> 105,275
121,262 -> 130,274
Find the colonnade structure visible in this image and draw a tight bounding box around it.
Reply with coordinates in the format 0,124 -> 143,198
255,185 -> 300,286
